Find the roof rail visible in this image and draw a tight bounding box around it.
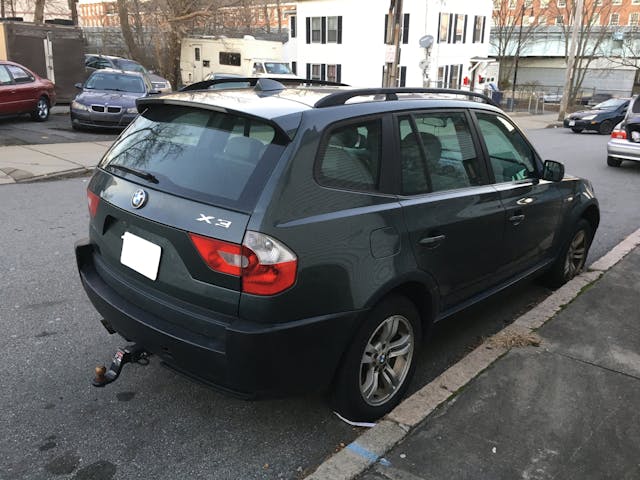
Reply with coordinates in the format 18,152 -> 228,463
180,77 -> 348,92
313,88 -> 499,108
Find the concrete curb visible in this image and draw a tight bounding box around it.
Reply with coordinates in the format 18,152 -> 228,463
306,227 -> 640,480
1,166 -> 93,184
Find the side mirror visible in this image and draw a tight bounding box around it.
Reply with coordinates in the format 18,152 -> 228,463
74,82 -> 83,89
542,160 -> 565,182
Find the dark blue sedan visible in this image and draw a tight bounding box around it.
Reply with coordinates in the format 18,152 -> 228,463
563,98 -> 630,135
71,69 -> 157,130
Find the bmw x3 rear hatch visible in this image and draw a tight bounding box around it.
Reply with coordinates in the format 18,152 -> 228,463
86,103 -> 291,320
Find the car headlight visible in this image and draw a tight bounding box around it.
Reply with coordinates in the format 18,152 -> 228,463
582,114 -> 597,120
71,100 -> 89,112
126,107 -> 138,114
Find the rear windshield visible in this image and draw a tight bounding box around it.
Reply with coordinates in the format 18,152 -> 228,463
99,105 -> 287,211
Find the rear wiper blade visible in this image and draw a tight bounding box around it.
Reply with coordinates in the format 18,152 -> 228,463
107,164 -> 159,184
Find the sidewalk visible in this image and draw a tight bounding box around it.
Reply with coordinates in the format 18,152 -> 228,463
510,111 -> 563,130
308,229 -> 640,480
0,141 -> 111,184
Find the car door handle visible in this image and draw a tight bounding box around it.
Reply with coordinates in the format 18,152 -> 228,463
419,234 -> 446,247
509,214 -> 525,225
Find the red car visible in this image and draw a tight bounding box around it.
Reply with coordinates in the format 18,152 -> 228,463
0,60 -> 56,121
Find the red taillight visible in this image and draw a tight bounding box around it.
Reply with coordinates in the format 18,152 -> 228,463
189,231 -> 297,296
87,189 -> 100,218
611,129 -> 627,140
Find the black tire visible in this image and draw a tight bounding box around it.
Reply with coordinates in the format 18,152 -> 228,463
598,120 -> 614,135
571,127 -> 584,133
607,156 -> 622,167
330,295 -> 421,422
30,96 -> 49,122
543,219 -> 593,289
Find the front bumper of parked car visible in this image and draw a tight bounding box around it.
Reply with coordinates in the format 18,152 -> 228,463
563,117 -> 600,131
71,107 -> 137,130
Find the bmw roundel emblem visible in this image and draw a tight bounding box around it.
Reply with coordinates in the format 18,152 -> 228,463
131,189 -> 147,209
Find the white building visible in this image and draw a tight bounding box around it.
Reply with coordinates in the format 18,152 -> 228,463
285,0 -> 495,90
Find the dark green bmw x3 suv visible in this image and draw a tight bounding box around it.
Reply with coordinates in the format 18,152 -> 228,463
76,78 -> 599,421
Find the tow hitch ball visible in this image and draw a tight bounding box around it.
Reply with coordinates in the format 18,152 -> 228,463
92,344 -> 150,387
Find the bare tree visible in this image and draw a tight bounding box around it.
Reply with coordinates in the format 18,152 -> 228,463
491,0 -> 544,89
550,0 -> 612,106
33,0 -> 45,23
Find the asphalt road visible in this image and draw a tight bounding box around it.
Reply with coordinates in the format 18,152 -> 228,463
0,111 -> 118,146
1,125 -> 638,480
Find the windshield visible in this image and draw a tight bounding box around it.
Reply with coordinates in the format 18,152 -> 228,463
85,72 -> 145,93
594,99 -> 626,110
116,60 -> 147,74
264,62 -> 292,75
99,105 -> 287,211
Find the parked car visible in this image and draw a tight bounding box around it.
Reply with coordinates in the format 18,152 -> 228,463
70,69 -> 157,130
0,60 -> 56,121
579,92 -> 613,106
607,95 -> 640,167
563,98 -> 629,134
84,54 -> 172,93
75,80 -> 599,421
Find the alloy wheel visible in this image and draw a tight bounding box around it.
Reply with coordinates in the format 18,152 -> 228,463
359,314 -> 414,406
37,98 -> 48,120
563,229 -> 586,279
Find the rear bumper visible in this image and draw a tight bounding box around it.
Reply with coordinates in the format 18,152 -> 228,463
75,240 -> 361,397
607,138 -> 640,163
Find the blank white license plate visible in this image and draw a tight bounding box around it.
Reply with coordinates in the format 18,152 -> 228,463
120,232 -> 162,280
569,120 -> 575,126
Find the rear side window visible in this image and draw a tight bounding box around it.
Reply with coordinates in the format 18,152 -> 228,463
6,65 -> 33,83
475,113 -> 537,183
0,66 -> 11,85
316,119 -> 382,192
99,105 -> 287,211
398,111 -> 488,194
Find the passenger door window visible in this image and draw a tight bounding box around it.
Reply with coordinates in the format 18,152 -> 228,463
6,65 -> 34,83
398,111 -> 488,195
475,113 -> 538,183
317,120 -> 382,192
0,66 -> 12,85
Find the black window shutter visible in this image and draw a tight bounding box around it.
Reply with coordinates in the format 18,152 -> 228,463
463,15 -> 467,43
384,14 -> 389,43
481,17 -> 486,43
445,65 -> 449,86
321,64 -> 326,81
448,13 -> 453,43
382,65 -> 385,86
321,17 -> 327,44
473,16 -> 477,43
337,16 -> 343,44
306,17 -> 311,43
306,63 -> 311,79
400,66 -> 407,87
337,64 -> 342,83
403,13 -> 410,44
437,13 -> 442,42
452,15 -> 458,44
292,61 -> 297,75
459,64 -> 463,88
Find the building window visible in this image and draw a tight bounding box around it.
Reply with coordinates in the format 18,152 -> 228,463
540,0 -> 549,7
558,0 -> 566,7
454,14 -> 466,43
630,13 -> 639,26
327,16 -> 338,43
326,64 -> 342,83
591,13 -> 600,26
612,0 -> 622,4
402,13 -> 410,44
508,0 -> 516,9
290,15 -> 296,38
439,13 -> 451,43
219,52 -> 241,66
633,0 -> 640,5
309,64 -> 322,80
195,47 -> 201,62
449,64 -> 462,89
555,15 -> 564,25
473,16 -> 485,43
311,17 -> 322,43
610,13 -> 620,25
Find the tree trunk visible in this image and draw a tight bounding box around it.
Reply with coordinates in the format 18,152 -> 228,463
276,0 -> 282,33
68,0 -> 78,25
33,0 -> 46,24
117,0 -> 143,61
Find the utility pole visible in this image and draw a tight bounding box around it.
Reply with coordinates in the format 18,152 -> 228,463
383,0 -> 403,87
558,0 -> 584,121
510,2 -> 527,112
